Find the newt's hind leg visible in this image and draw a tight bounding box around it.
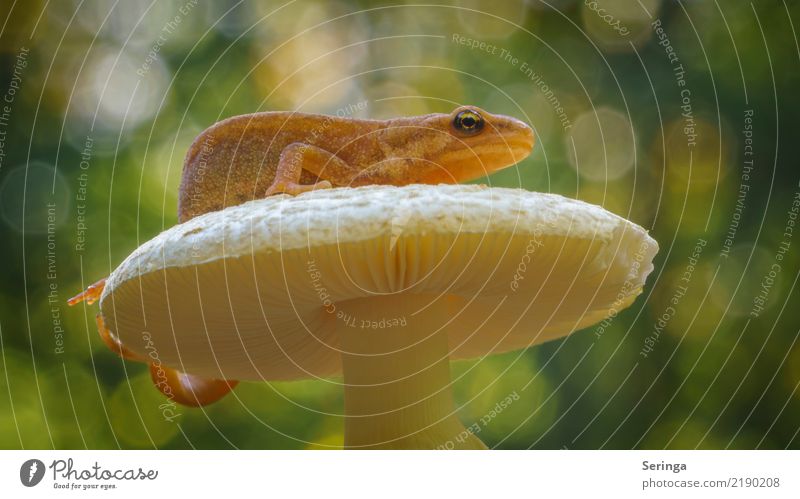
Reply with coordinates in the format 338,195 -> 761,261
67,278 -> 107,306
67,277 -> 237,407
265,143 -> 357,196
95,313 -> 143,361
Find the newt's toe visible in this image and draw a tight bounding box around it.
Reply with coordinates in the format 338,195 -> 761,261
67,278 -> 107,306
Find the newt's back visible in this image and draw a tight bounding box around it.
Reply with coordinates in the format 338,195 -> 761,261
178,112 -> 384,222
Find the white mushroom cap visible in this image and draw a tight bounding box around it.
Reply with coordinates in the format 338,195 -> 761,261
100,184 -> 658,381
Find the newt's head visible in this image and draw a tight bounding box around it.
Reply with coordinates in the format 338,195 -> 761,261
383,105 -> 535,183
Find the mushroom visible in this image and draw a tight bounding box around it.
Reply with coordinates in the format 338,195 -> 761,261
96,184 -> 658,449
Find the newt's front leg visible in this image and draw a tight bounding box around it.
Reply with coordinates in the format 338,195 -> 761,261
265,143 -> 359,196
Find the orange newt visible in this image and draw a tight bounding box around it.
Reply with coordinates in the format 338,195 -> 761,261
69,105 -> 535,406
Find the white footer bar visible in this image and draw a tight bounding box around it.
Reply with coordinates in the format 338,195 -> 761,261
1,450 -> 798,498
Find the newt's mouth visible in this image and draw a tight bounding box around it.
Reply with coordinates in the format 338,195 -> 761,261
480,124 -> 535,169
506,134 -> 535,163
439,139 -> 534,182
500,118 -> 535,162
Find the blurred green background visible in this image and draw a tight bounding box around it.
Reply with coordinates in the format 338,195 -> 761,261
1,0 -> 799,449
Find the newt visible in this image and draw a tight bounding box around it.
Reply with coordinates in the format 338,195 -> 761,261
68,105 -> 535,406
178,105 -> 534,221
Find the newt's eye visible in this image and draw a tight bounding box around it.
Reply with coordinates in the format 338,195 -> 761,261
453,109 -> 484,135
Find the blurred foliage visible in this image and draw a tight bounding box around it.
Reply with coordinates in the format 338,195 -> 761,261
1,0 -> 799,449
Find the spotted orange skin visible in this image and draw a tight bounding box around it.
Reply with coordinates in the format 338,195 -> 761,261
178,106 -> 534,221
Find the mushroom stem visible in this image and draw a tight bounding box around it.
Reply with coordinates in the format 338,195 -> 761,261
338,294 -> 486,449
